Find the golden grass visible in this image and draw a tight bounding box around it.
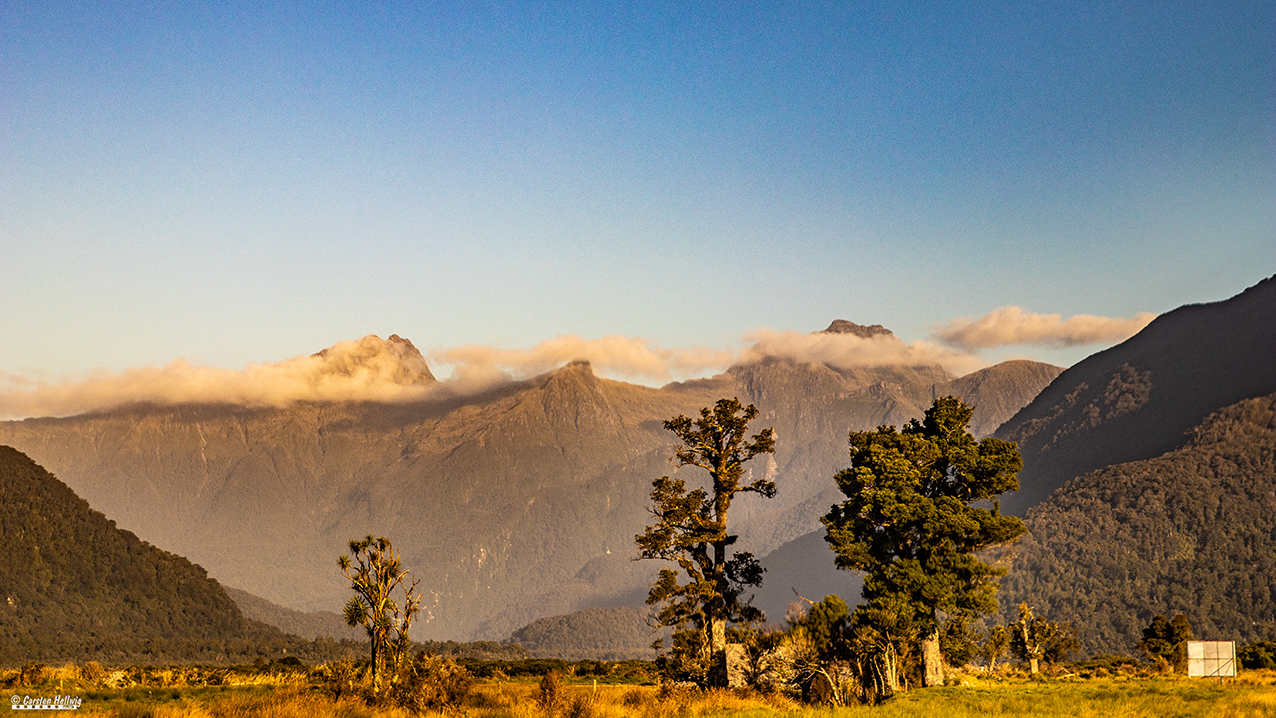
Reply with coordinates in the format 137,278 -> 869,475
18,668 -> 1276,717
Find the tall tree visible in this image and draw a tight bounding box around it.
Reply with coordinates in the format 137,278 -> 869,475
636,397 -> 776,686
822,396 -> 1026,688
339,535 -> 421,694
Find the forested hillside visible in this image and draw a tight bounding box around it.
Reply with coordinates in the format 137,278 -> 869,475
224,587 -> 361,641
0,446 -> 303,664
995,394 -> 1276,655
508,607 -> 667,660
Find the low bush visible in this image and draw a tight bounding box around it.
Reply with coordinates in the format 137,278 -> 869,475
1239,641 -> 1276,670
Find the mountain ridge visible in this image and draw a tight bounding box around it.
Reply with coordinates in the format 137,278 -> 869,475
995,275 -> 1276,515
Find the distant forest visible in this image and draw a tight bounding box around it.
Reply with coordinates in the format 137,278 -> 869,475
509,607 -> 668,660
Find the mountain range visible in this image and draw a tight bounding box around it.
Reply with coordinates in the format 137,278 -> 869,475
4,270 -> 1274,662
0,321 -> 1059,641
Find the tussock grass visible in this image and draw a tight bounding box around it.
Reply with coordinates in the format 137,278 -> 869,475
21,666 -> 1276,717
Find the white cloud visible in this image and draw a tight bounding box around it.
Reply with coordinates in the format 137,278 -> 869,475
1,309 -> 1152,420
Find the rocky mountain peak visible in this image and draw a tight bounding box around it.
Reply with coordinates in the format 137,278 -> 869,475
819,320 -> 894,339
313,333 -> 436,384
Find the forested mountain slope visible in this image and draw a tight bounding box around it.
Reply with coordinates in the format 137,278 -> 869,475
0,326 -> 1059,640
995,394 -> 1276,655
0,446 -> 289,664
995,275 -> 1276,515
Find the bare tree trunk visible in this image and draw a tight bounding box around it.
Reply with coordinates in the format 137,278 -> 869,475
706,539 -> 729,687
880,646 -> 899,696
1029,657 -> 1039,674
922,631 -> 944,687
706,618 -> 728,687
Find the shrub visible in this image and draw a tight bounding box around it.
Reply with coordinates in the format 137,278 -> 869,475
81,662 -> 106,685
390,653 -> 474,713
20,664 -> 48,687
317,660 -> 366,701
620,689 -> 647,707
565,694 -> 596,718
1239,641 -> 1276,670
538,670 -> 563,716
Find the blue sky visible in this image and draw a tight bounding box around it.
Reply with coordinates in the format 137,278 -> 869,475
1,1 -> 1272,389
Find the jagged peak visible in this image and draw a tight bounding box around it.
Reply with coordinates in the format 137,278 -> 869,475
534,358 -> 600,389
313,334 -> 436,385
819,320 -> 894,339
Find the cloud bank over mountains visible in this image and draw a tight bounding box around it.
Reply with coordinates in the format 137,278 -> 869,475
932,307 -> 1158,351
0,307 -> 1155,420
431,335 -> 736,387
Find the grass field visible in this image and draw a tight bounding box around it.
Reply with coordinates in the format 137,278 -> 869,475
6,666 -> 1275,717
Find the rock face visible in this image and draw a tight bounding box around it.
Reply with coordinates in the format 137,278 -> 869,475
995,275 -> 1276,516
313,333 -> 437,384
995,394 -> 1276,655
0,334 -> 1060,640
820,320 -> 893,338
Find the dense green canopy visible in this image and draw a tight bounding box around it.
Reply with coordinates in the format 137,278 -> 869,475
823,397 -> 1026,635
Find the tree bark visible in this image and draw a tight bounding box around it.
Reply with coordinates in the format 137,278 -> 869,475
879,646 -> 899,697
707,618 -> 728,687
922,631 -> 944,687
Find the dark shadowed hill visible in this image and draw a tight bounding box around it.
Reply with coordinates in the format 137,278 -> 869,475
995,275 -> 1276,516
994,394 -> 1276,656
0,327 -> 1058,640
0,446 -> 292,664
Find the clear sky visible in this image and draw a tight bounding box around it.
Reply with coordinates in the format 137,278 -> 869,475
1,1 -> 1273,395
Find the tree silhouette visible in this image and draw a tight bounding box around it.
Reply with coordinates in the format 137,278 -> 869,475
636,397 -> 775,686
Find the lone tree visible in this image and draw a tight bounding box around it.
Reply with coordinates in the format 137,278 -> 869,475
339,535 -> 422,694
636,397 -> 776,686
822,396 -> 1026,688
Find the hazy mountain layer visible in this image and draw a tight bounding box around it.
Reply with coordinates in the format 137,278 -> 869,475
0,334 -> 1059,640
995,275 -> 1276,515
509,606 -> 667,660
224,587 -> 361,641
994,394 -> 1276,655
